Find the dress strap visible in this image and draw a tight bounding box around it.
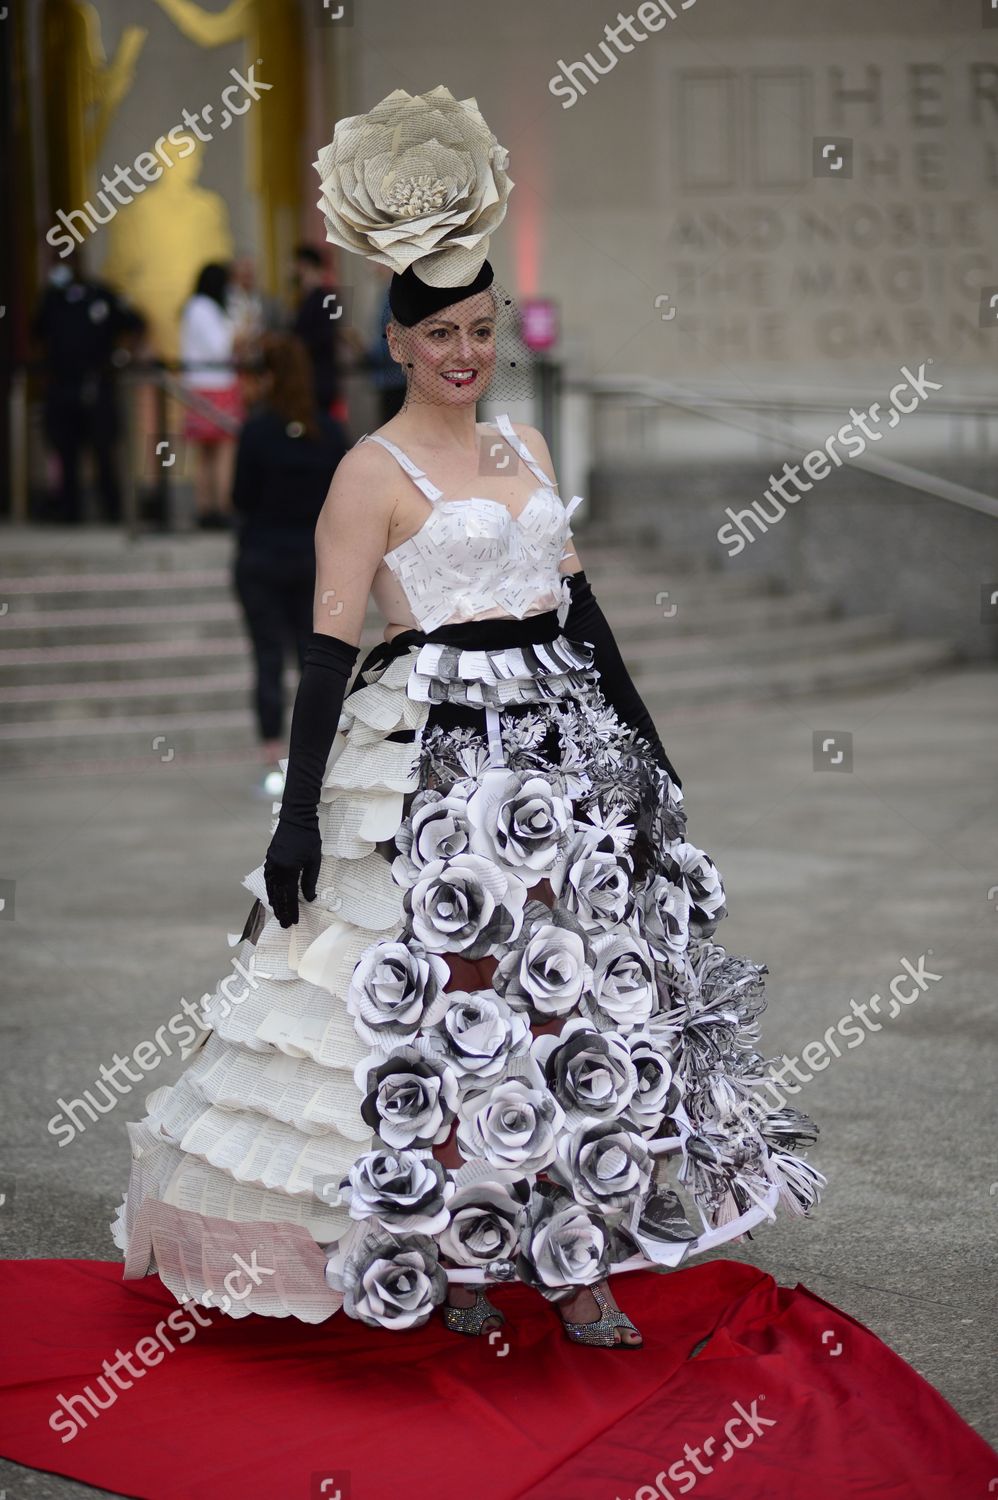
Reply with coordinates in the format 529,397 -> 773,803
357,432 -> 443,503
491,413 -> 556,490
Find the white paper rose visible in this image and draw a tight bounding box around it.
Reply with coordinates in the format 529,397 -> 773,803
313,84 -> 514,288
392,787 -> 473,887
549,827 -> 634,927
583,925 -> 656,1033
492,901 -> 593,1022
466,767 -> 572,876
456,1076 -> 565,1174
548,1120 -> 653,1216
329,1227 -> 448,1330
437,1180 -> 524,1268
515,1185 -> 611,1298
338,1148 -> 453,1234
346,939 -> 451,1049
662,842 -> 727,936
355,1045 -> 460,1149
641,872 -> 692,963
425,988 -> 530,1082
623,1033 -> 682,1137
404,851 -> 527,959
532,1016 -> 638,1127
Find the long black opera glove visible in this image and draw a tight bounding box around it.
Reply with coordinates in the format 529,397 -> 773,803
264,631 -> 360,928
562,570 -> 682,790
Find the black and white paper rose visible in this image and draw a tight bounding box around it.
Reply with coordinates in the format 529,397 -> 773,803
641,872 -> 693,963
466,767 -> 572,877
548,826 -> 635,927
531,1017 -> 638,1128
437,1178 -> 525,1268
391,786 -> 473,886
456,1073 -> 565,1173
338,1148 -> 454,1234
326,1226 -> 448,1330
662,842 -> 727,937
583,925 -> 656,1032
548,1119 -> 653,1216
403,851 -> 527,959
492,901 -> 594,1022
623,1032 -> 683,1138
514,1184 -> 611,1298
355,1044 -> 460,1149
424,988 -> 530,1081
346,939 -> 451,1049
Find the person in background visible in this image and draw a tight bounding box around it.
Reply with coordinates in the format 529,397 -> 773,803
30,251 -> 145,524
367,274 -> 407,425
179,262 -> 242,529
227,253 -> 282,355
290,243 -> 348,424
231,331 -> 348,792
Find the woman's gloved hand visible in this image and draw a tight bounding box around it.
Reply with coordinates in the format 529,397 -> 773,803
264,631 -> 360,928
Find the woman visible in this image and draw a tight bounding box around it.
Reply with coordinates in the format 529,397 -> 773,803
113,87 -> 822,1347
179,262 -> 241,528
232,332 -> 347,786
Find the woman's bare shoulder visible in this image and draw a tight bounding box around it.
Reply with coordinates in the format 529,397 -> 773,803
315,437 -> 401,545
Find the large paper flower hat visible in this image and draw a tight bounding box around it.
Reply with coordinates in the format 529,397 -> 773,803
312,84 -> 515,328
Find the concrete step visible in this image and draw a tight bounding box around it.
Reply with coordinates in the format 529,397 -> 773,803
626,612 -> 900,672
0,568 -> 232,611
643,637 -> 959,709
0,668 -> 291,724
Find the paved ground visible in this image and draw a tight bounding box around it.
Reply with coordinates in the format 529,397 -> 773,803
2,662 -> 996,1497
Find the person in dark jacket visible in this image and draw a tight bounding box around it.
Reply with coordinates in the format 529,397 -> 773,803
290,244 -> 344,421
232,332 -> 348,785
30,252 -> 145,523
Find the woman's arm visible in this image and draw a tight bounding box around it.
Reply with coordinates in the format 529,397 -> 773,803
264,443 -> 397,926
516,424 -> 681,787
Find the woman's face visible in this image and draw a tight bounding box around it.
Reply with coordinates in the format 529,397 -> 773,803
390,290 -> 497,406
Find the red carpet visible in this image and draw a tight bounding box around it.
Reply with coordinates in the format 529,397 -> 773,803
0,1257 -> 993,1500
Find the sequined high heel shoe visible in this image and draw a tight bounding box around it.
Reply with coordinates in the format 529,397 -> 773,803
558,1280 -> 643,1349
441,1287 -> 506,1337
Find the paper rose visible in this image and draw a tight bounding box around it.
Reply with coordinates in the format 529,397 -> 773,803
355,1045 -> 460,1149
641,872 -> 693,963
623,1032 -> 683,1137
437,1179 -> 525,1268
456,1075 -> 565,1173
328,1227 -> 448,1330
403,851 -> 527,959
548,826 -> 635,927
338,1148 -> 453,1234
662,842 -> 727,937
313,84 -> 514,288
583,925 -> 656,1033
548,1119 -> 653,1216
514,1184 -> 611,1298
424,988 -> 530,1082
532,1017 -> 638,1127
346,939 -> 451,1049
492,901 -> 594,1023
466,767 -> 572,876
391,786 -> 473,887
